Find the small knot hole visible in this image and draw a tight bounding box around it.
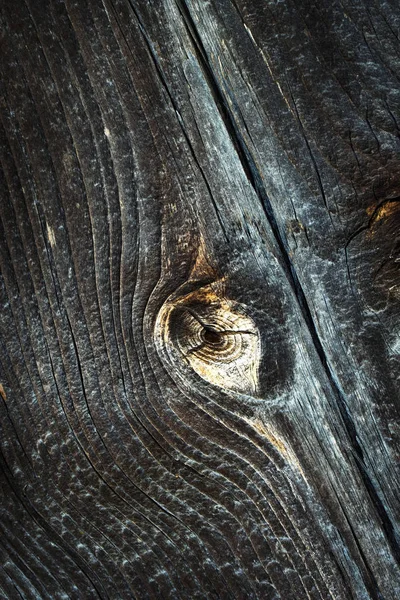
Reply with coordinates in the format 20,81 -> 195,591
202,329 -> 223,346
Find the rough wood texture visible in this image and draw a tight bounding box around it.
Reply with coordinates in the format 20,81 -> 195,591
1,1 -> 400,598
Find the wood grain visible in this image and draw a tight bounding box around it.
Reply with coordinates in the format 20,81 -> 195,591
1,0 -> 399,598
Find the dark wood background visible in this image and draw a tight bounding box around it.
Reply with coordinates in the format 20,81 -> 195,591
1,0 -> 400,598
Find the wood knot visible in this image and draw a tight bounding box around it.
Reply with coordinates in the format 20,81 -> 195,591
156,284 -> 261,394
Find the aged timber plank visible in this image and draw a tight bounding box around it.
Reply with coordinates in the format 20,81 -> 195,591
0,0 -> 399,599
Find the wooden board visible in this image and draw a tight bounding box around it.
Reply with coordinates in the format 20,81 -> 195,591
1,1 -> 399,598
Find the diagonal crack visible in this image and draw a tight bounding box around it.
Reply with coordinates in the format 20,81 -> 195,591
176,0 -> 400,574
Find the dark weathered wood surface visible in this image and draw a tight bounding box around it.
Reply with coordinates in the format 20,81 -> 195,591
1,1 -> 400,598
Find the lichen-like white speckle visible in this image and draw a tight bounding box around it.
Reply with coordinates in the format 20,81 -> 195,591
47,223 -> 56,247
